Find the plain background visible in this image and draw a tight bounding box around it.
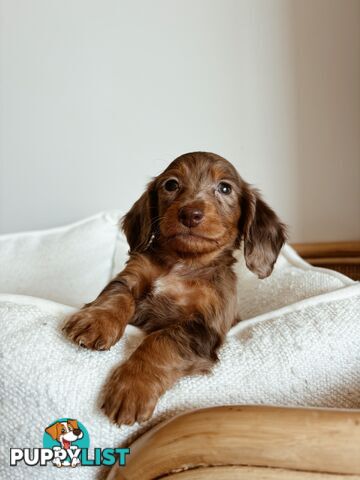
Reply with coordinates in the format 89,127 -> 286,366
0,0 -> 359,242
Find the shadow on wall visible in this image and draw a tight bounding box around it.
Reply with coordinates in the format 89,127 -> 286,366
290,0 -> 360,242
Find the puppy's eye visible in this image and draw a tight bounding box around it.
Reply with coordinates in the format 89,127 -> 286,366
218,182 -> 232,195
61,428 -> 66,433
164,179 -> 179,192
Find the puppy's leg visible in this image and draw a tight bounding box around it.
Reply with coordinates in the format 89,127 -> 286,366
63,254 -> 160,350
102,317 -> 223,425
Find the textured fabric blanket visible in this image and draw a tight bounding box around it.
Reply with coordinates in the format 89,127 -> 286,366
0,235 -> 359,479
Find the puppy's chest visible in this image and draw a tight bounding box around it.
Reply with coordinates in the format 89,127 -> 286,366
152,271 -> 195,307
132,268 -> 207,331
132,265 -> 236,332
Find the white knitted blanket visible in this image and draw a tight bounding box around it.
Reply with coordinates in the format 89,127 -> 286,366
0,245 -> 359,480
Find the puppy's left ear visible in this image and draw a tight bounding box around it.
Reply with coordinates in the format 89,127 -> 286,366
121,179 -> 157,253
238,183 -> 287,279
45,422 -> 60,440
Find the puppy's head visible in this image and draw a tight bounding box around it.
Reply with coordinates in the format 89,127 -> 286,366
122,152 -> 286,278
45,419 -> 82,444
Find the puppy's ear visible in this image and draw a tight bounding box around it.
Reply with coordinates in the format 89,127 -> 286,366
45,422 -> 60,440
239,184 -> 287,279
68,419 -> 79,430
121,179 -> 157,253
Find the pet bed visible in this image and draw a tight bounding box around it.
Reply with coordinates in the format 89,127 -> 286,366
0,212 -> 359,480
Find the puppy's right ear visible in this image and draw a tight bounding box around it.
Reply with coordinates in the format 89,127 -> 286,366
68,419 -> 79,430
45,422 -> 60,440
121,179 -> 157,253
238,183 -> 287,279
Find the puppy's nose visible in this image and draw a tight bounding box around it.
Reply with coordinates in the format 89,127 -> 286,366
178,206 -> 204,228
73,429 -> 81,436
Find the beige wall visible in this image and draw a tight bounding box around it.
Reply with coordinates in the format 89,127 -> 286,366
0,0 -> 359,241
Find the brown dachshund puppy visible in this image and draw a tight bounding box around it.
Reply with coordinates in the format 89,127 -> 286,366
63,152 -> 286,426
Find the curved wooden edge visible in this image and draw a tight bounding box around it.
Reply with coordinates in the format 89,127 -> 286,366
291,241 -> 360,259
164,465 -> 360,479
107,405 -> 360,480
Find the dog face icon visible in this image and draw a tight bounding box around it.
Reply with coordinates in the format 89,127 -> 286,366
45,419 -> 83,449
44,418 -> 89,468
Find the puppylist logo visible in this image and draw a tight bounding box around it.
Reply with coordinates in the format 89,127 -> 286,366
10,418 -> 130,468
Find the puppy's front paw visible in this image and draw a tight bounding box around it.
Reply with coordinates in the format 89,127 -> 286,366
63,308 -> 125,350
101,364 -> 158,426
